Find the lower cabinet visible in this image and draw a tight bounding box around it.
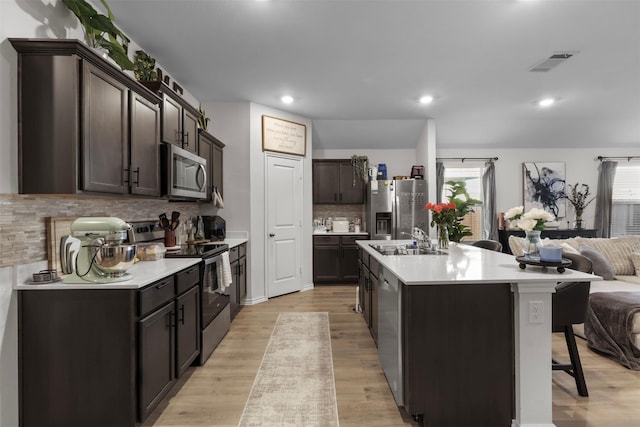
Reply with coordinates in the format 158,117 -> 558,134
229,243 -> 247,320
358,247 -> 379,344
18,264 -> 202,427
314,234 -> 367,284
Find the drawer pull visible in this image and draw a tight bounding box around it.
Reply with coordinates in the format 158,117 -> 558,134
156,281 -> 172,290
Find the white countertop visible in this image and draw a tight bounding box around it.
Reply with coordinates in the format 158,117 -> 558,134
14,258 -> 201,290
220,238 -> 248,248
358,239 -> 601,285
313,231 -> 369,236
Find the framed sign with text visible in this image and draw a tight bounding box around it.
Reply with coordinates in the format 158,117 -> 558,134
262,115 -> 307,156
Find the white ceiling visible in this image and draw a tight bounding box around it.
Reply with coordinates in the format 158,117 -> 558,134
107,0 -> 640,150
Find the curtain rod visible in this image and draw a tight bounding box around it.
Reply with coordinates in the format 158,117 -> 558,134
597,156 -> 640,162
436,157 -> 498,163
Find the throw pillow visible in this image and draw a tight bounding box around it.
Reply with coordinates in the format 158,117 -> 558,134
580,245 -> 616,280
631,252 -> 640,276
561,242 -> 580,255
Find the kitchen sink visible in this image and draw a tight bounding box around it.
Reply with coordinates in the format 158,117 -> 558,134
369,243 -> 446,256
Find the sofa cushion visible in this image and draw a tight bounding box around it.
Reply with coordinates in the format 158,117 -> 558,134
561,242 -> 580,255
631,252 -> 640,276
580,245 -> 615,280
574,236 -> 640,276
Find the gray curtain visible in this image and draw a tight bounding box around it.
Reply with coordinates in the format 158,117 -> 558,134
594,161 -> 617,238
436,162 -> 445,202
482,161 -> 498,240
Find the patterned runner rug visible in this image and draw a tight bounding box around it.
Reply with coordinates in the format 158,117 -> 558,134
238,312 -> 339,426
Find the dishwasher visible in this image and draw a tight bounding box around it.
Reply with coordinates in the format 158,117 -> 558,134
378,268 -> 403,406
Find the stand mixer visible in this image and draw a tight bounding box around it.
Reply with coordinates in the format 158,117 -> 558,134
63,217 -> 137,284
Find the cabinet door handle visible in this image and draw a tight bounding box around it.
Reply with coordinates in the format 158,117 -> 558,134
178,304 -> 185,324
269,233 -> 275,237
156,280 -> 172,290
334,193 -> 337,202
184,131 -> 189,146
123,168 -> 130,185
133,167 -> 140,187
175,129 -> 181,142
166,311 -> 174,328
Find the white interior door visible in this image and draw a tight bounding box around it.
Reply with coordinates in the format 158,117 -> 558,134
266,155 -> 302,298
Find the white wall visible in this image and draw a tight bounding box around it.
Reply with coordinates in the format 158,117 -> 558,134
312,148 -> 417,179
436,147 -> 640,230
416,119 -> 437,238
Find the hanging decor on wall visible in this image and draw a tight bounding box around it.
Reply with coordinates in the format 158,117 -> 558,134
522,162 -> 566,218
262,115 -> 307,156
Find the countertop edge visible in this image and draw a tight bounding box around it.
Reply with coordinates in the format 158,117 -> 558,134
14,258 -> 201,290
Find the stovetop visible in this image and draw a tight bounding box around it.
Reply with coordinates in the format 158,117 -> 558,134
165,242 -> 228,259
129,219 -> 228,259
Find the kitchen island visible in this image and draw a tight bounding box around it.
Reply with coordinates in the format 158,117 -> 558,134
357,240 -> 600,427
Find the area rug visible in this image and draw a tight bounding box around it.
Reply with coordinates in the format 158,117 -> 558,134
238,312 -> 339,427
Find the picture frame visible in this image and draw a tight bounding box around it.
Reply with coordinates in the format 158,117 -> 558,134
262,115 -> 307,157
522,162 -> 566,218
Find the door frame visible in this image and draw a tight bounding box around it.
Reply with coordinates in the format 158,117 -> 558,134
264,152 -> 304,298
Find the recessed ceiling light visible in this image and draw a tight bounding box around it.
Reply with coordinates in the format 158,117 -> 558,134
538,98 -> 555,107
281,95 -> 294,104
419,95 -> 434,104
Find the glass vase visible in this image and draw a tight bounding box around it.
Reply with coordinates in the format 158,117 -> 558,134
437,224 -> 449,249
574,209 -> 584,230
522,230 -> 543,261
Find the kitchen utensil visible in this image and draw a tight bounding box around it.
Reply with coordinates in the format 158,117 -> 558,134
411,165 -> 425,179
159,213 -> 170,230
170,211 -> 180,230
32,269 -> 58,282
94,244 -> 137,275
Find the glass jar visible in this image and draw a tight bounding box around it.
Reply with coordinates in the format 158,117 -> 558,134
522,230 -> 543,261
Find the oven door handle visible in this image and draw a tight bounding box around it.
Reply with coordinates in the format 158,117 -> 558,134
204,253 -> 224,266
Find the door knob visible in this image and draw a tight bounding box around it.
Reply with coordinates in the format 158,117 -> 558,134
269,233 -> 275,237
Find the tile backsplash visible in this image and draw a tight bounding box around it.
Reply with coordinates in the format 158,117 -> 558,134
313,204 -> 367,231
0,194 -> 203,268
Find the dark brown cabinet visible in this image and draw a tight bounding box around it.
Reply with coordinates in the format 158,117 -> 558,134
401,282 -> 514,426
198,129 -> 225,201
10,39 -> 162,197
130,93 -> 162,196
313,159 -> 365,204
160,86 -> 200,154
138,299 -> 175,421
358,248 -> 379,343
176,286 -> 201,377
313,234 -> 367,284
18,264 -> 202,427
229,243 -> 247,319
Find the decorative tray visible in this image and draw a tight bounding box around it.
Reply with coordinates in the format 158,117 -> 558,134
515,256 -> 572,273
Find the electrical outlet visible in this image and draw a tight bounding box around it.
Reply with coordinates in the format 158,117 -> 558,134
529,301 -> 544,324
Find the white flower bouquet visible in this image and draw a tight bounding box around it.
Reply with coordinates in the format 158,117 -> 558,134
504,206 -> 555,231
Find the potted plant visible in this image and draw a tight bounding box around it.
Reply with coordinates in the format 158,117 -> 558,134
198,105 -> 211,131
351,155 -> 368,186
444,180 -> 482,243
133,50 -> 161,91
63,0 -> 134,71
564,183 -> 595,230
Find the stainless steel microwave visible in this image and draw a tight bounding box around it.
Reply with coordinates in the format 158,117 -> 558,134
161,143 -> 207,199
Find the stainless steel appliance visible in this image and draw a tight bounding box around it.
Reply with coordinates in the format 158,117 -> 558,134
130,220 -> 230,365
366,179 -> 428,240
202,215 -> 226,241
161,143 -> 207,199
63,217 -> 136,284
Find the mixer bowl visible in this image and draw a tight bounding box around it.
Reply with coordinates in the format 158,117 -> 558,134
95,244 -> 137,276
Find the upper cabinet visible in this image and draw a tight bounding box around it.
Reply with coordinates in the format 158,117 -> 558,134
160,86 -> 199,154
10,39 -> 162,196
198,129 -> 225,201
313,159 -> 365,204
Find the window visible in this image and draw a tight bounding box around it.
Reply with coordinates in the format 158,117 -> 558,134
442,167 -> 484,240
611,164 -> 640,237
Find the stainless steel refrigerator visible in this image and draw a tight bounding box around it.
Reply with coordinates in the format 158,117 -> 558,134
366,179 -> 428,240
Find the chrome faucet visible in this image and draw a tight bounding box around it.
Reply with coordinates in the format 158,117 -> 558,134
401,227 -> 430,247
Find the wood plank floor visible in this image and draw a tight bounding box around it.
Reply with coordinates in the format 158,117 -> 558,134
144,285 -> 640,427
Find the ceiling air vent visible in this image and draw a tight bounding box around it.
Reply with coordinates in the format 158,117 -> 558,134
529,52 -> 576,72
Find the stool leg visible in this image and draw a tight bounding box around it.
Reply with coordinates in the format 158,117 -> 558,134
564,325 -> 588,397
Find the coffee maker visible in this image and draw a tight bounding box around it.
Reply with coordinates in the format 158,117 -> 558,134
63,217 -> 137,284
202,215 -> 226,241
